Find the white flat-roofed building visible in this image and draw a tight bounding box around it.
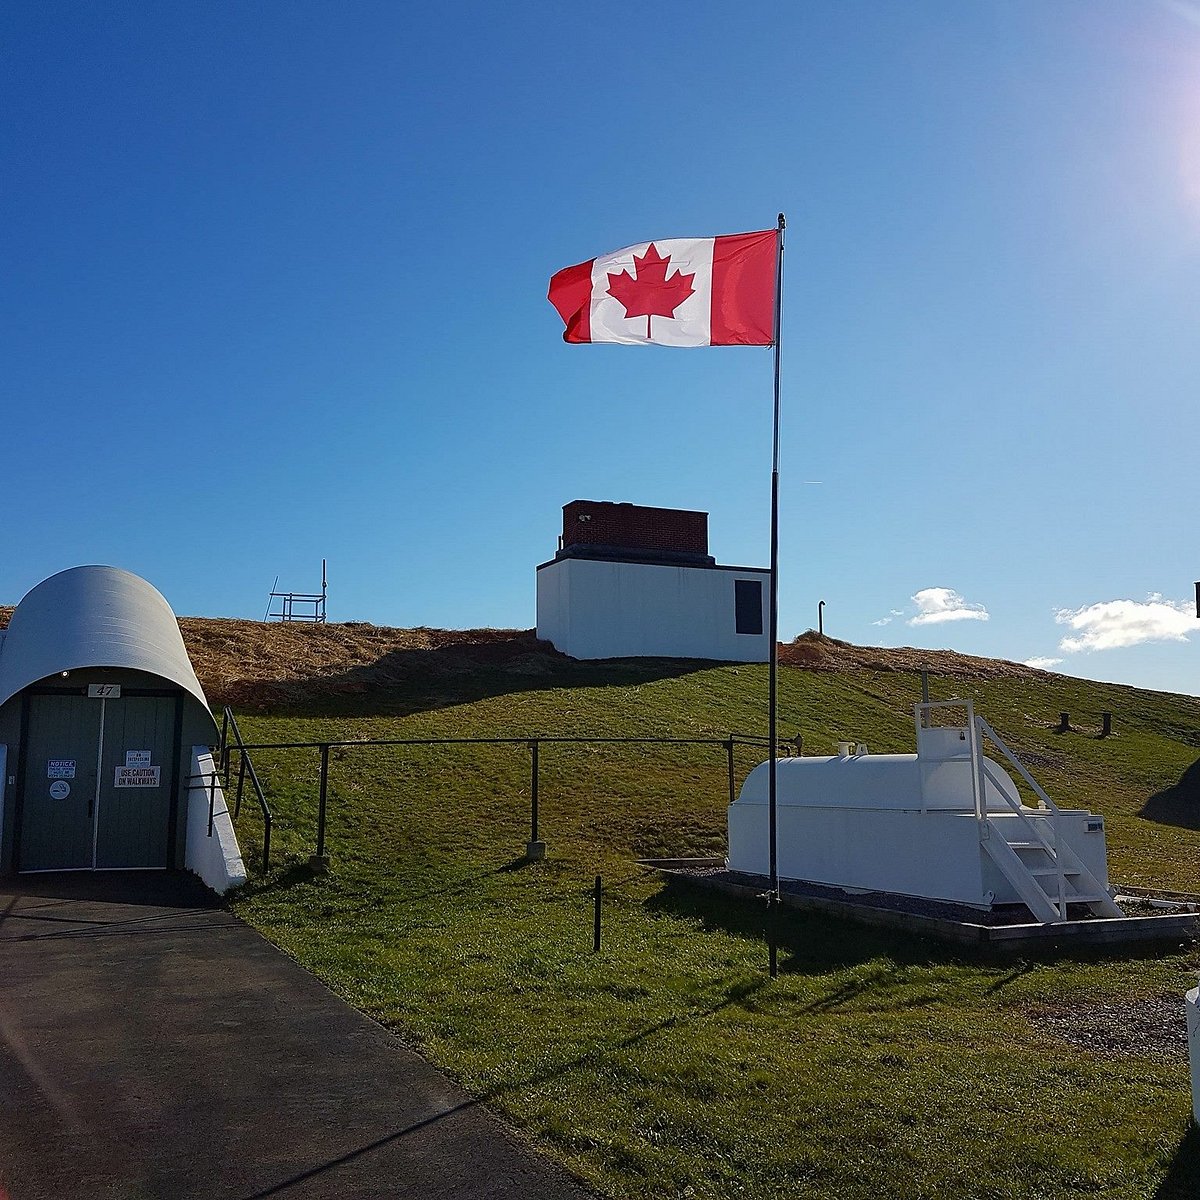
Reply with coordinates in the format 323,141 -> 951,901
535,500 -> 769,662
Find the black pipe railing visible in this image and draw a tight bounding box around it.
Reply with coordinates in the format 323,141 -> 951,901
186,770 -> 224,838
219,723 -> 794,874
219,706 -> 273,870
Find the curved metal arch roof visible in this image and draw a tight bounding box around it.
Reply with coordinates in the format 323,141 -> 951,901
0,566 -> 214,726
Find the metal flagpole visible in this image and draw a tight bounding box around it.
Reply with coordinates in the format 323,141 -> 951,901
768,212 -> 785,979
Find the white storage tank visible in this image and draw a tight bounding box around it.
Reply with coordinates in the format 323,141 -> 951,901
728,704 -> 1116,920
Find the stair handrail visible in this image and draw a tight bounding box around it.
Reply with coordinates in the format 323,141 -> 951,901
221,705 -> 273,871
975,715 -> 1059,813
975,715 -> 1124,920
974,715 -> 1068,917
979,759 -> 1067,919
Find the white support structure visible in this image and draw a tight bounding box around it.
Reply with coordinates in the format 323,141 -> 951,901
185,748 -> 247,895
1187,986 -> 1200,1126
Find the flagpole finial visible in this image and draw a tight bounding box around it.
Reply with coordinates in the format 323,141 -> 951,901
777,213 -> 786,230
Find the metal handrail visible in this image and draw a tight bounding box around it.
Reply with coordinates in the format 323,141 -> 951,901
229,733 -> 792,752
186,770 -> 224,839
212,724 -> 791,869
979,759 -> 1067,919
220,706 -> 273,870
976,717 -> 1071,918
976,716 -> 1120,918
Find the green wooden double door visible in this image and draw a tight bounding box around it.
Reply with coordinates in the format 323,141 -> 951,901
18,690 -> 182,872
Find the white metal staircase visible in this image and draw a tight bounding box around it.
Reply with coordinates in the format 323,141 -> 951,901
919,702 -> 1123,924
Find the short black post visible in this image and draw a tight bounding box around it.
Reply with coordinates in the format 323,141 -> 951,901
312,744 -> 330,871
1101,711 -> 1112,737
1057,712 -> 1071,733
726,737 -> 735,807
592,875 -> 602,953
207,771 -> 216,837
219,709 -> 230,786
526,740 -> 546,860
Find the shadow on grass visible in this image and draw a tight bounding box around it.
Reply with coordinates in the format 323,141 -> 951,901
1155,1124 -> 1200,1199
243,972 -> 769,1198
1140,757 -> 1200,831
644,876 -> 955,972
215,629 -> 723,719
645,876 -> 1199,971
234,854 -> 535,906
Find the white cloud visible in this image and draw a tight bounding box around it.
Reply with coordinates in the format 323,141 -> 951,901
1024,656 -> 1064,670
871,609 -> 904,627
1055,594 -> 1196,653
908,587 -> 990,627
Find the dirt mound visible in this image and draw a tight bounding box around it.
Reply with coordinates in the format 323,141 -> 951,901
177,618 -> 562,708
780,630 -> 1040,682
0,606 -> 1050,709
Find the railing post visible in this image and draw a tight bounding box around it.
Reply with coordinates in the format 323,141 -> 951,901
208,770 -> 216,837
526,740 -> 546,861
219,708 -> 230,785
313,744 -> 330,869
968,703 -> 986,822
235,752 -> 246,818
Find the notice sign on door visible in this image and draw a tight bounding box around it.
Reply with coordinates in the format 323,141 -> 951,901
125,750 -> 152,768
47,759 -> 76,779
114,766 -> 161,788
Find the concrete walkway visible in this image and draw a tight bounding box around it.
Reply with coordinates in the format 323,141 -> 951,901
0,873 -> 595,1200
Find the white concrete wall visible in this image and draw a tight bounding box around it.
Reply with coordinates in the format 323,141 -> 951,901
536,557 -> 770,661
185,748 -> 247,895
1187,987 -> 1200,1125
728,801 -> 990,906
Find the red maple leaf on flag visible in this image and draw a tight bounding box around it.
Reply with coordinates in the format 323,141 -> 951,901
606,244 -> 696,339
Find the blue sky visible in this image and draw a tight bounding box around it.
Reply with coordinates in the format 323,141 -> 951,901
2,1 -> 1197,695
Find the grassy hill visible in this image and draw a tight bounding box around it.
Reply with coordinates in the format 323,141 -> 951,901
93,616 -> 1200,1197
179,617 -> 1199,891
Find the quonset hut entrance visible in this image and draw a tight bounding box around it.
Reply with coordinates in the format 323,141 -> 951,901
0,567 -> 217,874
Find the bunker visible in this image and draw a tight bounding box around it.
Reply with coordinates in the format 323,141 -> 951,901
0,566 -> 238,881
728,701 -> 1122,923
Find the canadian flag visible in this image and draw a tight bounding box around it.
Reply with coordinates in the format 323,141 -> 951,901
548,230 -> 777,346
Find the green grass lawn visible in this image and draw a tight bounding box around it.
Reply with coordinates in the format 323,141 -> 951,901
227,660 -> 1200,1199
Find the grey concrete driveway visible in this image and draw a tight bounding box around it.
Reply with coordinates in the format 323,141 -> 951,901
0,872 -> 595,1200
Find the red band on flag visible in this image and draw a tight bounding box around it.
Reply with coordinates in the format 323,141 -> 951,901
547,259 -> 593,343
711,231 -> 777,346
